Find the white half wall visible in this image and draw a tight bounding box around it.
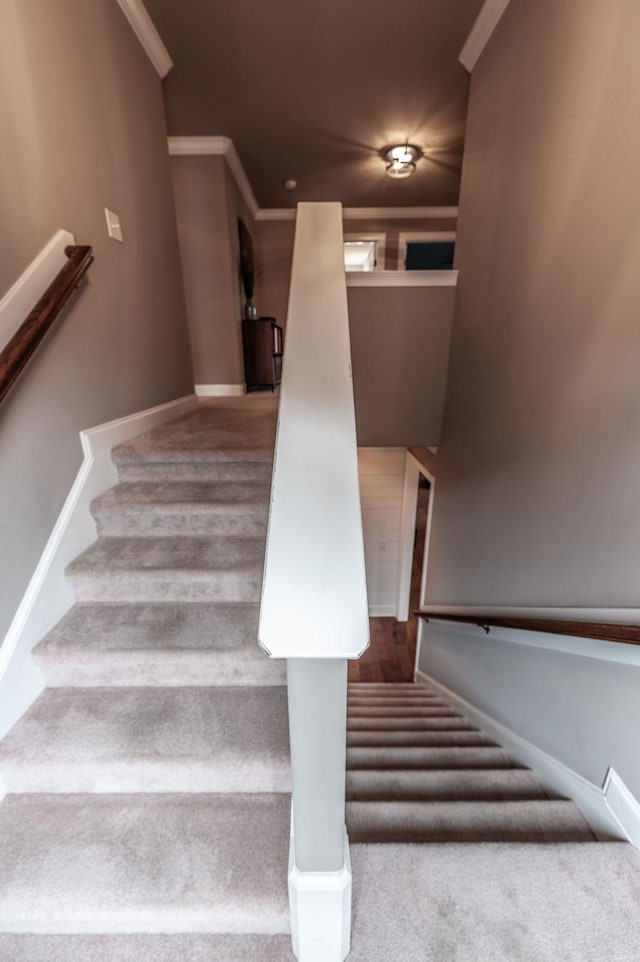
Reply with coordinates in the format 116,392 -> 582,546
0,394 -> 198,739
418,618 -> 640,831
358,448 -> 406,617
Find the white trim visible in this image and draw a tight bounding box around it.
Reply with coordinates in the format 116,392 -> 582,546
396,459 -> 420,622
415,669 -> 626,842
346,270 -> 458,288
0,230 -> 75,354
420,606 -> 640,667
256,206 -> 459,222
459,0 -> 512,73
0,394 -> 198,739
167,137 -> 259,218
397,230 -> 457,270
289,825 -> 352,962
344,206 -> 459,221
603,769 -> 640,851
115,0 -> 173,79
167,136 -> 231,156
368,605 -> 397,618
194,383 -> 246,397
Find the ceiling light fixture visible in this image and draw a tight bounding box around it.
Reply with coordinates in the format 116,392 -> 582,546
382,143 -> 423,179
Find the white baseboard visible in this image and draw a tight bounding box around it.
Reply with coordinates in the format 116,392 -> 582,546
195,383 -> 246,397
368,605 -> 396,617
289,824 -> 352,962
0,394 -> 198,738
415,668 -> 629,842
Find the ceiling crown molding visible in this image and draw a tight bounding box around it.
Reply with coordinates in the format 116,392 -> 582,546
168,138 -> 458,223
116,0 -> 173,79
459,0 -> 511,73
167,136 -> 258,216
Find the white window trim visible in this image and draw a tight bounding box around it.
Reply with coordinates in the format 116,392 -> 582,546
397,231 -> 457,270
344,233 -> 386,271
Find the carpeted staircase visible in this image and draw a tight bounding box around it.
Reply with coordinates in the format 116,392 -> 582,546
0,398 -> 295,961
345,683 -> 640,961
0,397 -> 639,961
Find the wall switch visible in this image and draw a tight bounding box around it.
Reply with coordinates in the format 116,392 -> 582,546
104,208 -> 123,243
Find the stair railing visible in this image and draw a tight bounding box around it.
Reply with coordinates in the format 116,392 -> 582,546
0,244 -> 93,407
259,202 -> 369,962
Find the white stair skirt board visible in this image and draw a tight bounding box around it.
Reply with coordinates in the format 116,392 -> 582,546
0,395 -> 198,741
195,384 -> 247,397
289,826 -> 352,962
415,669 -> 628,842
0,230 -> 74,354
603,769 -> 640,851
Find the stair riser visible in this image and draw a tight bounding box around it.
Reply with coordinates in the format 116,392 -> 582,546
35,654 -> 287,688
1,765 -> 292,795
348,708 -> 458,718
347,748 -> 512,770
67,572 -> 263,604
348,718 -> 473,731
116,462 -> 273,483
346,800 -> 594,844
345,770 -> 549,802
94,509 -> 267,538
347,731 -> 493,748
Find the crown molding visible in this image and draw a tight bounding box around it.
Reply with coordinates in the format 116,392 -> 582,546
167,136 -> 258,217
168,138 -> 458,224
115,0 -> 173,78
459,0 -> 511,73
256,206 -> 458,222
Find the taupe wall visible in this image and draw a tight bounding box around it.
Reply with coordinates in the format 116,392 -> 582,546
0,0 -> 193,642
420,1 -> 640,803
427,0 -> 640,607
254,215 -> 457,326
348,287 -> 454,446
171,155 -> 255,385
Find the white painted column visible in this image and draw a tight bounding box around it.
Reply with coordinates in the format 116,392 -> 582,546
287,659 -> 351,962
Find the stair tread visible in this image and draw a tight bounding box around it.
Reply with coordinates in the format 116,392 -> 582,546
346,730 -> 495,748
348,843 -> 640,961
33,603 -> 285,687
348,716 -> 475,731
67,535 -> 265,573
0,793 -> 290,934
0,934 -> 295,962
348,706 -> 463,717
346,799 -> 595,843
0,688 -> 290,793
93,480 -> 271,510
346,768 -> 551,802
347,746 -> 515,770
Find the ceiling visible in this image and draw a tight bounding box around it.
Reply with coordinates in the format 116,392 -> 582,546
145,0 -> 485,209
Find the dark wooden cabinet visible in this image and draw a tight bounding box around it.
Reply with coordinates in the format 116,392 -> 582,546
242,316 -> 283,392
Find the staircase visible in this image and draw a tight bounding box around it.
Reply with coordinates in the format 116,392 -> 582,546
0,397 -> 640,961
344,683 -> 640,960
0,397 -> 296,961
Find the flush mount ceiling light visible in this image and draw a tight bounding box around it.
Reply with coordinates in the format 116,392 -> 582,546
382,143 -> 423,179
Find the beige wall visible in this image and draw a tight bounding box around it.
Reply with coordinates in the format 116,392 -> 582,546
0,0 -> 193,641
254,215 -> 458,326
426,0 -> 640,607
419,0 -> 640,805
171,155 -> 255,385
348,286 -> 454,446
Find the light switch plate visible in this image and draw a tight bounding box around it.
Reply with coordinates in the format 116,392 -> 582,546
104,208 -> 123,243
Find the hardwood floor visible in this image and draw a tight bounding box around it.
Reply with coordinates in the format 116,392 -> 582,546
349,479 -> 430,684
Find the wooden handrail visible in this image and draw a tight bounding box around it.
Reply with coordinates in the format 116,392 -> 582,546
416,609 -> 640,647
0,245 -> 93,406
